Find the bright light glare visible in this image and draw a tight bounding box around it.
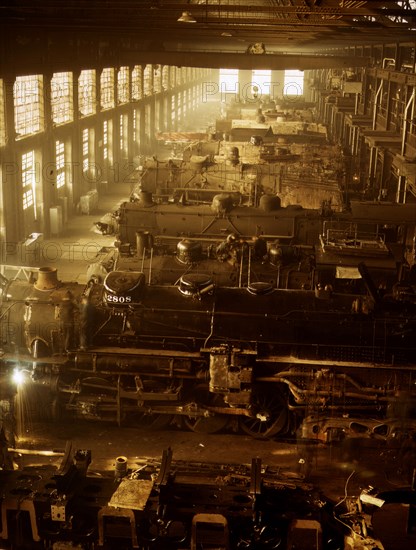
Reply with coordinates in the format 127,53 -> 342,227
12,368 -> 25,385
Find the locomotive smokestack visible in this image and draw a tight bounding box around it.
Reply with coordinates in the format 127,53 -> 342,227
35,267 -> 59,290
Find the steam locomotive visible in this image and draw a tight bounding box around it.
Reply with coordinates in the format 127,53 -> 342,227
89,193 -> 416,306
1,262 -> 416,439
114,193 -> 326,246
100,194 -> 416,268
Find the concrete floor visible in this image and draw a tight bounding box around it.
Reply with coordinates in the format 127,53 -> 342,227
10,416 -> 416,549
13,416 -> 408,500
36,183 -> 131,284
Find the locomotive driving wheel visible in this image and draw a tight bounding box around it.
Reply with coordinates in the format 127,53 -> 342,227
132,410 -> 174,430
183,385 -> 230,434
240,387 -> 288,439
184,411 -> 229,434
129,379 -> 174,430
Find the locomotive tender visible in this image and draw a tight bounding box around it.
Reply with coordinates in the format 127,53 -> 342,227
2,261 -> 416,439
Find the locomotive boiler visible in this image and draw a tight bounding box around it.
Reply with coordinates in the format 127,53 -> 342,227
115,194 -> 324,247
2,263 -> 416,440
101,195 -> 416,278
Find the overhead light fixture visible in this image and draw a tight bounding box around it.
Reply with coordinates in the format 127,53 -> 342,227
177,11 -> 197,23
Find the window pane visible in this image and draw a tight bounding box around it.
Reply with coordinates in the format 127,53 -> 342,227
143,65 -> 152,96
82,128 -> 89,173
219,69 -> 239,95
14,75 -> 44,137
284,70 -> 304,96
100,68 -> 115,110
0,80 -> 5,146
132,66 -> 143,101
252,70 -> 271,98
55,140 -> 66,189
117,66 -> 129,104
51,72 -> 73,125
78,70 -> 96,117
21,151 -> 35,210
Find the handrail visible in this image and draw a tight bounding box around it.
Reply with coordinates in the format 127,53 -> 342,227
0,265 -> 39,281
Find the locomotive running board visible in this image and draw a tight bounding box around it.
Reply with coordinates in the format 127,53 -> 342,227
74,347 -> 203,358
258,355 -> 414,370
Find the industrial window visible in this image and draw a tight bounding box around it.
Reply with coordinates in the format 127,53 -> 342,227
177,92 -> 182,121
133,109 -> 140,155
143,65 -> 152,96
171,95 -> 176,124
252,70 -> 271,98
117,66 -> 129,105
0,80 -> 5,146
145,104 -> 151,137
14,75 -> 44,137
176,68 -> 183,86
182,90 -> 187,118
103,120 -> 108,160
178,68 -> 183,86
132,66 -> 143,101
55,140 -> 66,189
153,65 -> 162,94
133,109 -> 137,144
100,68 -> 115,110
21,151 -> 36,210
162,66 -> 169,91
170,67 -> 176,88
163,97 -> 169,130
82,128 -> 90,173
103,119 -> 113,164
284,70 -> 304,97
51,72 -> 73,125
119,114 -> 128,155
219,69 -> 239,95
155,99 -> 160,132
78,70 -> 96,116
